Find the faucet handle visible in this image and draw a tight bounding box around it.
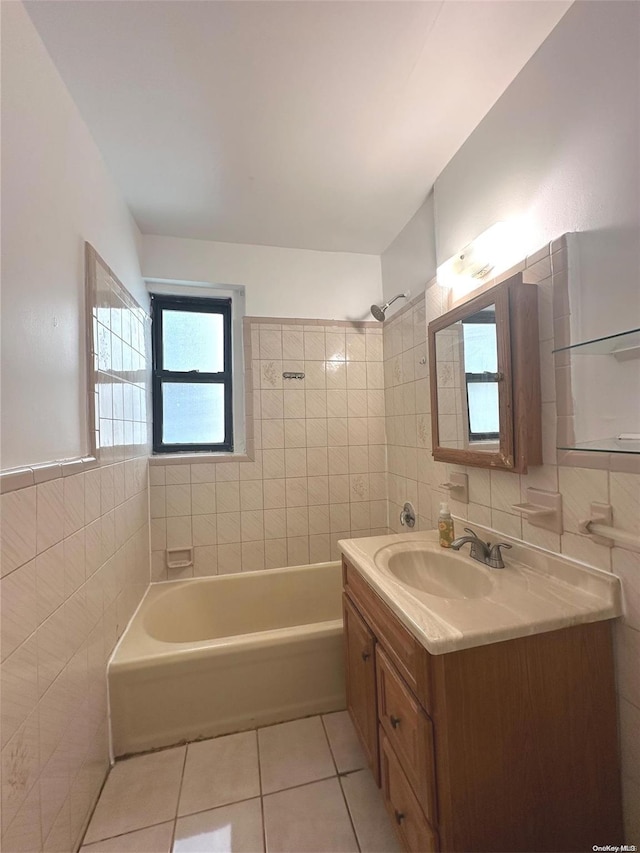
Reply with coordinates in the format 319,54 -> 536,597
488,542 -> 512,568
400,501 -> 416,528
462,527 -> 481,540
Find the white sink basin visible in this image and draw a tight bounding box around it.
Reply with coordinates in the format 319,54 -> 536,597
339,529 -> 622,654
375,541 -> 493,600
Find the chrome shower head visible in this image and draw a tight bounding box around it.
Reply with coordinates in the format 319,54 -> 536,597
370,292 -> 409,322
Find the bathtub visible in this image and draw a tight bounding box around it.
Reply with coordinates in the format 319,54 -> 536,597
108,561 -> 346,756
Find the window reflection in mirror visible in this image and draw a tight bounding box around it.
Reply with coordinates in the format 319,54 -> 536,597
435,304 -> 500,451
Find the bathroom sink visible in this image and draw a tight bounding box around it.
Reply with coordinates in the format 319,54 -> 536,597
374,542 -> 493,600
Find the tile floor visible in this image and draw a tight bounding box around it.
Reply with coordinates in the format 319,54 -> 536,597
80,712 -> 402,853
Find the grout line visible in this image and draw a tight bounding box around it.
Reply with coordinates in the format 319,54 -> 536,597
337,773 -> 363,853
75,763 -> 114,851
176,793 -> 263,822
261,772 -> 341,800
79,818 -> 176,850
256,728 -> 268,853
320,713 -> 341,777
169,743 -> 189,850
320,714 -> 363,853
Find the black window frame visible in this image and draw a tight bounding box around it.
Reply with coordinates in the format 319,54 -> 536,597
462,311 -> 500,443
151,294 -> 233,453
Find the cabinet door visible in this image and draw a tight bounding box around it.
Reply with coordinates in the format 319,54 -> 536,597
343,594 -> 379,783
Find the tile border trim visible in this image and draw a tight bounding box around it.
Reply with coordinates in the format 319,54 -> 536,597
0,455 -> 99,494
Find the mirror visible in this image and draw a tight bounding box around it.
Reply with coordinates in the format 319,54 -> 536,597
434,303 -> 501,451
429,273 -> 542,473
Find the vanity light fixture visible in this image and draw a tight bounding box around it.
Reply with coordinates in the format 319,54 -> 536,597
437,220 -> 527,299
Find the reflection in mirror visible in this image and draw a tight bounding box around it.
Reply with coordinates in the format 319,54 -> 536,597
435,305 -> 500,451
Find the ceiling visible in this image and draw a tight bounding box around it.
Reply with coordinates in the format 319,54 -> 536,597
26,1 -> 571,254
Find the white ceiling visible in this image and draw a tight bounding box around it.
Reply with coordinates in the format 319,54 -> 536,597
26,1 -> 571,254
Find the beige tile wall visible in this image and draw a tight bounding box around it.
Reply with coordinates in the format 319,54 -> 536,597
149,319 -> 388,578
383,237 -> 640,841
0,258 -> 151,852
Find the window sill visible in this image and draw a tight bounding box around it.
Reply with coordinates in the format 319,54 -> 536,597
149,450 -> 252,466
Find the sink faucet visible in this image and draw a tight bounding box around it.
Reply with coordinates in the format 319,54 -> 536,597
451,527 -> 512,569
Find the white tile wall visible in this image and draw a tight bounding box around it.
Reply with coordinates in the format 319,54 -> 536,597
149,319 -> 389,579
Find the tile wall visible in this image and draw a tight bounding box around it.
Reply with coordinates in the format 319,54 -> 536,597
383,237 -> 640,841
148,319 -> 388,578
0,252 -> 151,852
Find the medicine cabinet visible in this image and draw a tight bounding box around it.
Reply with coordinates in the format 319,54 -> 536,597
428,273 -> 542,473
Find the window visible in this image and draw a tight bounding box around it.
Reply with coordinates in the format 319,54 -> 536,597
151,294 -> 233,453
462,311 -> 500,442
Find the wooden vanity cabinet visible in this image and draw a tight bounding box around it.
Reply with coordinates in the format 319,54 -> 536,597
342,556 -> 623,853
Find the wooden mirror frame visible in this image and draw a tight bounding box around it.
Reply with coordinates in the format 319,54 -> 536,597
428,272 -> 542,473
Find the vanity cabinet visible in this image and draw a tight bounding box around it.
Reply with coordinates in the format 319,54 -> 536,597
342,555 -> 623,853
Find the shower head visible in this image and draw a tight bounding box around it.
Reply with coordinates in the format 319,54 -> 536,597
370,291 -> 409,322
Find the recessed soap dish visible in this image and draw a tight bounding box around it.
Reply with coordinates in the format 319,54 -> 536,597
511,488 -> 563,534
166,547 -> 194,570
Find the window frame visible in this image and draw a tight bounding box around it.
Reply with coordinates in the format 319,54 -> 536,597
151,294 -> 233,453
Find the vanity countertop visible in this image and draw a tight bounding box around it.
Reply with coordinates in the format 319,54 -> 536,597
338,526 -> 621,655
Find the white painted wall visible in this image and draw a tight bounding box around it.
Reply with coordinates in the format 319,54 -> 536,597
380,195 -> 437,318
1,3 -> 146,470
434,0 -> 640,341
141,234 -> 382,322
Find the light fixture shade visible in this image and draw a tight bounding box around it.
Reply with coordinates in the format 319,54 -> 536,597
436,221 -> 528,299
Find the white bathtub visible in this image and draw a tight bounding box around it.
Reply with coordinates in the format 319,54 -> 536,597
108,561 -> 346,756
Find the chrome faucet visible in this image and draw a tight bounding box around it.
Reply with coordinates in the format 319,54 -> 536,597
451,527 -> 512,569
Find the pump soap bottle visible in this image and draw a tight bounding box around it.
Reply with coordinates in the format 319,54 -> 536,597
438,502 -> 455,548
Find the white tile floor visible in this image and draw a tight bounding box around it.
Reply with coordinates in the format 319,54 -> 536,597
80,712 -> 402,853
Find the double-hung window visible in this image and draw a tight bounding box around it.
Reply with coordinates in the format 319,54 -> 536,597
151,294 -> 233,453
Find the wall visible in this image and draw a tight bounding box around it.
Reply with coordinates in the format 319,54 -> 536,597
1,3 -> 149,472
141,234 -> 382,322
434,1 -> 640,343
380,195 -> 436,315
148,318 -> 388,577
0,5 -> 152,851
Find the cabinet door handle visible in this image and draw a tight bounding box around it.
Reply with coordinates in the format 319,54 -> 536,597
390,715 -> 401,729
361,650 -> 371,662
394,809 -> 405,825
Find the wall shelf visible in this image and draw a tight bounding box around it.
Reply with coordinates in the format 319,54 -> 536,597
553,327 -> 640,361
558,436 -> 640,455
555,327 -> 640,456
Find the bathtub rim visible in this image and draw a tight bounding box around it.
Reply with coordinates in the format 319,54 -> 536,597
110,559 -> 343,667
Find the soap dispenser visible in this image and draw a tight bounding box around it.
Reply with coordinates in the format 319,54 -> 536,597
438,502 -> 455,548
